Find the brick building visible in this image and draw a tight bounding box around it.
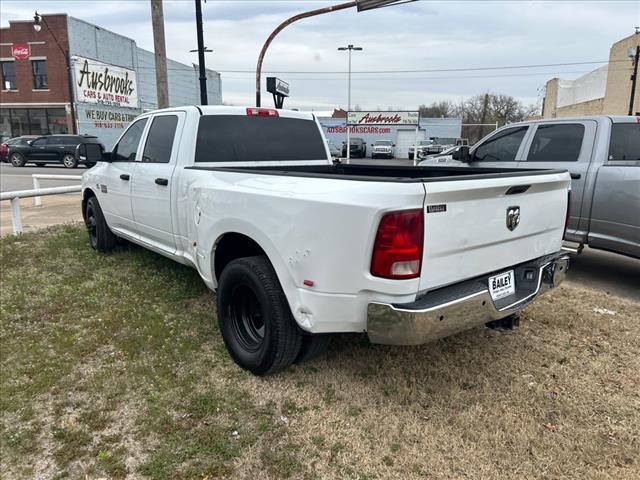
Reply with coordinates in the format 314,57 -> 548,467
0,15 -> 72,139
542,32 -> 640,118
0,13 -> 222,147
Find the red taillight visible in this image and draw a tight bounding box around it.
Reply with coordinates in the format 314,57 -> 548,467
563,190 -> 571,238
246,107 -> 279,117
371,209 -> 424,279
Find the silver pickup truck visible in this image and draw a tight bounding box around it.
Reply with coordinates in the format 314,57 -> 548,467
420,116 -> 640,259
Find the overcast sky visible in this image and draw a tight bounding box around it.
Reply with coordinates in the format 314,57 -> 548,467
1,0 -> 638,111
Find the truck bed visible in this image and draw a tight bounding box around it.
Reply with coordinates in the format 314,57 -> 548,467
187,163 -> 566,183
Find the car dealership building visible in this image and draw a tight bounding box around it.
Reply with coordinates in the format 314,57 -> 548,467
0,14 -> 222,147
319,112 -> 462,159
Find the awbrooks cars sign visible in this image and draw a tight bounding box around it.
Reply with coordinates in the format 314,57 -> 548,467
348,111 -> 419,126
73,56 -> 139,109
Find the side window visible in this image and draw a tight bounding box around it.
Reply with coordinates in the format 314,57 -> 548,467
473,127 -> 528,162
141,115 -> 178,163
32,137 -> 47,146
608,124 -> 640,161
113,118 -> 148,161
526,124 -> 585,162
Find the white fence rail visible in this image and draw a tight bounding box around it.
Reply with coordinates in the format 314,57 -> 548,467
32,174 -> 82,206
1,175 -> 82,235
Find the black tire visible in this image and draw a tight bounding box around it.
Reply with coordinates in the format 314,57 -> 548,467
62,153 -> 78,169
10,152 -> 25,167
217,256 -> 302,375
295,334 -> 331,364
85,196 -> 117,252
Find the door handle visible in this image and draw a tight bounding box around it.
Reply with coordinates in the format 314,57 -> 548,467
155,178 -> 169,186
119,174 -> 130,181
570,173 -> 581,180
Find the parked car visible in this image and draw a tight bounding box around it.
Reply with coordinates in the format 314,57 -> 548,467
418,145 -> 462,163
341,137 -> 366,158
80,106 -> 571,375
408,139 -> 435,160
427,115 -> 639,258
1,136 -> 38,163
326,140 -> 341,158
371,139 -> 395,159
8,134 -> 104,168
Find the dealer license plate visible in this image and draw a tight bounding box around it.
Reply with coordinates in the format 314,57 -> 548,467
488,270 -> 515,301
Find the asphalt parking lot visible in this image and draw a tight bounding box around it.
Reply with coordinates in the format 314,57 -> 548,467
0,162 -> 87,192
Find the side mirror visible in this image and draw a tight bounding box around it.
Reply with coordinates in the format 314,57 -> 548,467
452,145 -> 470,162
392,143 -> 396,147
27,140 -> 33,146
77,143 -> 111,163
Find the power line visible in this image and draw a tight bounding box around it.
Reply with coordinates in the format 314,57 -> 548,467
213,59 -> 628,75
73,58 -> 630,75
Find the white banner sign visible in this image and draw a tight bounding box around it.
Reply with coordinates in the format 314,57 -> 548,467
348,111 -> 419,126
73,56 -> 139,109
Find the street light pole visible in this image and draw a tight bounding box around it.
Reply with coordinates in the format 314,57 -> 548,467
338,45 -> 362,162
629,44 -> 639,116
254,0 -> 415,107
194,0 -> 208,105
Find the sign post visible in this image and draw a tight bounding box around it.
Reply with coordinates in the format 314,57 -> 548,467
266,77 -> 290,109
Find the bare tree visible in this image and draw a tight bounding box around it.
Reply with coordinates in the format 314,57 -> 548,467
418,101 -> 455,118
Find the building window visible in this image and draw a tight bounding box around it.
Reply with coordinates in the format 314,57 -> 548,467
1,61 -> 17,90
0,108 -> 69,138
31,60 -> 48,90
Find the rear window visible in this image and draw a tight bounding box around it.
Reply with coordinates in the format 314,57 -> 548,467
195,115 -> 327,162
608,123 -> 640,161
526,124 -> 584,162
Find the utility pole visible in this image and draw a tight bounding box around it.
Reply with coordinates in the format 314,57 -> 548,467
151,0 -> 169,109
194,0 -> 208,105
629,45 -> 639,116
479,93 -> 490,140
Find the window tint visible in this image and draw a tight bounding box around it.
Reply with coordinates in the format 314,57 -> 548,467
1,62 -> 16,90
608,124 -> 640,161
526,124 -> 584,162
195,115 -> 327,162
473,127 -> 527,162
31,60 -> 48,90
141,115 -> 178,163
32,137 -> 47,146
113,118 -> 148,161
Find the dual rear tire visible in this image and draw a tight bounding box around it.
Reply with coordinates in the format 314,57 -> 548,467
217,256 -> 330,375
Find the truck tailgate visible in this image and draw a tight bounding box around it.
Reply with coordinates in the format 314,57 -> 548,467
419,171 -> 570,292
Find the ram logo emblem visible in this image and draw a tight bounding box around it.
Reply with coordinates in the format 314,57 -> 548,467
506,206 -> 520,231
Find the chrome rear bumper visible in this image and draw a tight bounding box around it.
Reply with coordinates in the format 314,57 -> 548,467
367,253 -> 569,345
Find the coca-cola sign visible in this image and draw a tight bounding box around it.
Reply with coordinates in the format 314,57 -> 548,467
348,111 -> 419,126
11,43 -> 31,59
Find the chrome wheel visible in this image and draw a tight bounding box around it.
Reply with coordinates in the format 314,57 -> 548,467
62,154 -> 77,168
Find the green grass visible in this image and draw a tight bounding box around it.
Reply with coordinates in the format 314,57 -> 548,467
2,225 -> 640,479
0,226 -> 280,478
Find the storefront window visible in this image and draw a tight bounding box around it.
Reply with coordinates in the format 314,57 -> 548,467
0,109 -> 12,142
29,109 -> 48,134
0,108 -> 69,137
9,109 -> 29,137
31,60 -> 48,90
46,109 -> 68,134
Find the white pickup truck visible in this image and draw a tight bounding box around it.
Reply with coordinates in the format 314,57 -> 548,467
79,106 -> 571,375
